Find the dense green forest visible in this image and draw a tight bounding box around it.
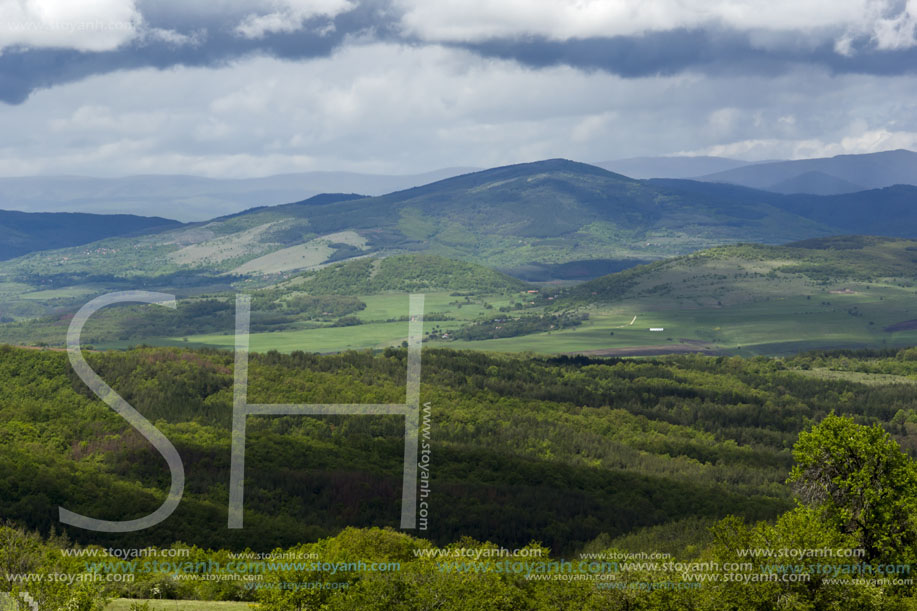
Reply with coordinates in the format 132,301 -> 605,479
3,410 -> 917,610
2,345 -> 917,550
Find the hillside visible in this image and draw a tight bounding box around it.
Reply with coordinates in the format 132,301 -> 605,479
698,149 -> 917,193
516,235 -> 917,356
767,170 -> 865,195
6,343 -> 915,553
0,209 -> 181,261
648,179 -> 917,238
0,253 -> 530,348
0,159 -> 847,286
571,235 -> 917,302
277,253 -> 529,295
11,236 -> 913,358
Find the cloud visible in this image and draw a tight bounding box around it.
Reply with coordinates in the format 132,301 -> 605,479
0,0 -> 142,52
3,42 -> 917,179
872,0 -> 917,49
395,0 -> 867,41
3,0 -> 917,108
679,128 -> 917,160
0,0 -> 395,104
234,0 -> 355,38
395,0 -> 917,54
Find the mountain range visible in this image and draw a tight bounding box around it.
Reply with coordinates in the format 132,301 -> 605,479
0,150 -> 915,230
3,157 -> 917,279
696,149 -> 917,194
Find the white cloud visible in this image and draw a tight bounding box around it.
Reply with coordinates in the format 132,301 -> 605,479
395,0 -> 868,41
871,0 -> 917,49
234,0 -> 353,39
681,128 -> 917,160
0,0 -> 141,51
143,26 -> 204,46
395,0 -> 917,54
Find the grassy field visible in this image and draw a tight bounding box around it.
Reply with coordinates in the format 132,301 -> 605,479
8,240 -> 917,357
105,600 -> 254,610
142,292 -> 518,353
155,283 -> 917,356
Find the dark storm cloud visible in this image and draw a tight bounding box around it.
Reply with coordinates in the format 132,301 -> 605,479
0,0 -> 402,104
456,29 -> 917,79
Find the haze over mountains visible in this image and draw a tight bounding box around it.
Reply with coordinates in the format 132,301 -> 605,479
596,156 -> 752,179
0,150 -> 914,231
0,167 -> 478,222
695,149 -> 917,194
602,149 -> 917,195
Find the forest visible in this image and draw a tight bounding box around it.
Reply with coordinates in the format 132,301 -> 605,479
1,344 -> 917,608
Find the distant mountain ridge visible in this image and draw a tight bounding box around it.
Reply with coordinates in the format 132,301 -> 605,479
0,167 -> 478,222
595,155 -> 752,179
697,149 -> 917,194
4,157 -> 917,287
766,171 -> 865,195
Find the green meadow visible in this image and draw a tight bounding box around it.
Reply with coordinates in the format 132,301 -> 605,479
156,284 -> 917,357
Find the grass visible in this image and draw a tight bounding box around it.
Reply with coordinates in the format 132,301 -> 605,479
105,600 -> 254,610
173,320 -> 421,353
141,281 -> 917,356
18,285 -> 101,300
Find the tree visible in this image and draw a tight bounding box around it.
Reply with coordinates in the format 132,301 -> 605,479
788,413 -> 917,564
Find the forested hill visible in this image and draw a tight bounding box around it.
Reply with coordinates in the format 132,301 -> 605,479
3,343 -> 917,554
567,235 -> 917,303
0,209 -> 181,260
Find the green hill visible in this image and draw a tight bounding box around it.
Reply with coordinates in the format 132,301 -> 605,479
278,254 -> 529,295
0,209 -> 181,260
570,235 -> 917,303
511,236 -> 917,356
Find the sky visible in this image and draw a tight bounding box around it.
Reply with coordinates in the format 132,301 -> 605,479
1,0 -> 917,177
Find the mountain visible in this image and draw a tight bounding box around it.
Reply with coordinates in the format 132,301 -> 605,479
697,149 -> 917,194
595,155 -> 752,179
647,179 -> 917,238
7,158 -> 917,295
230,158 -> 840,266
0,167 -> 478,222
0,209 -> 180,261
766,170 -> 865,195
